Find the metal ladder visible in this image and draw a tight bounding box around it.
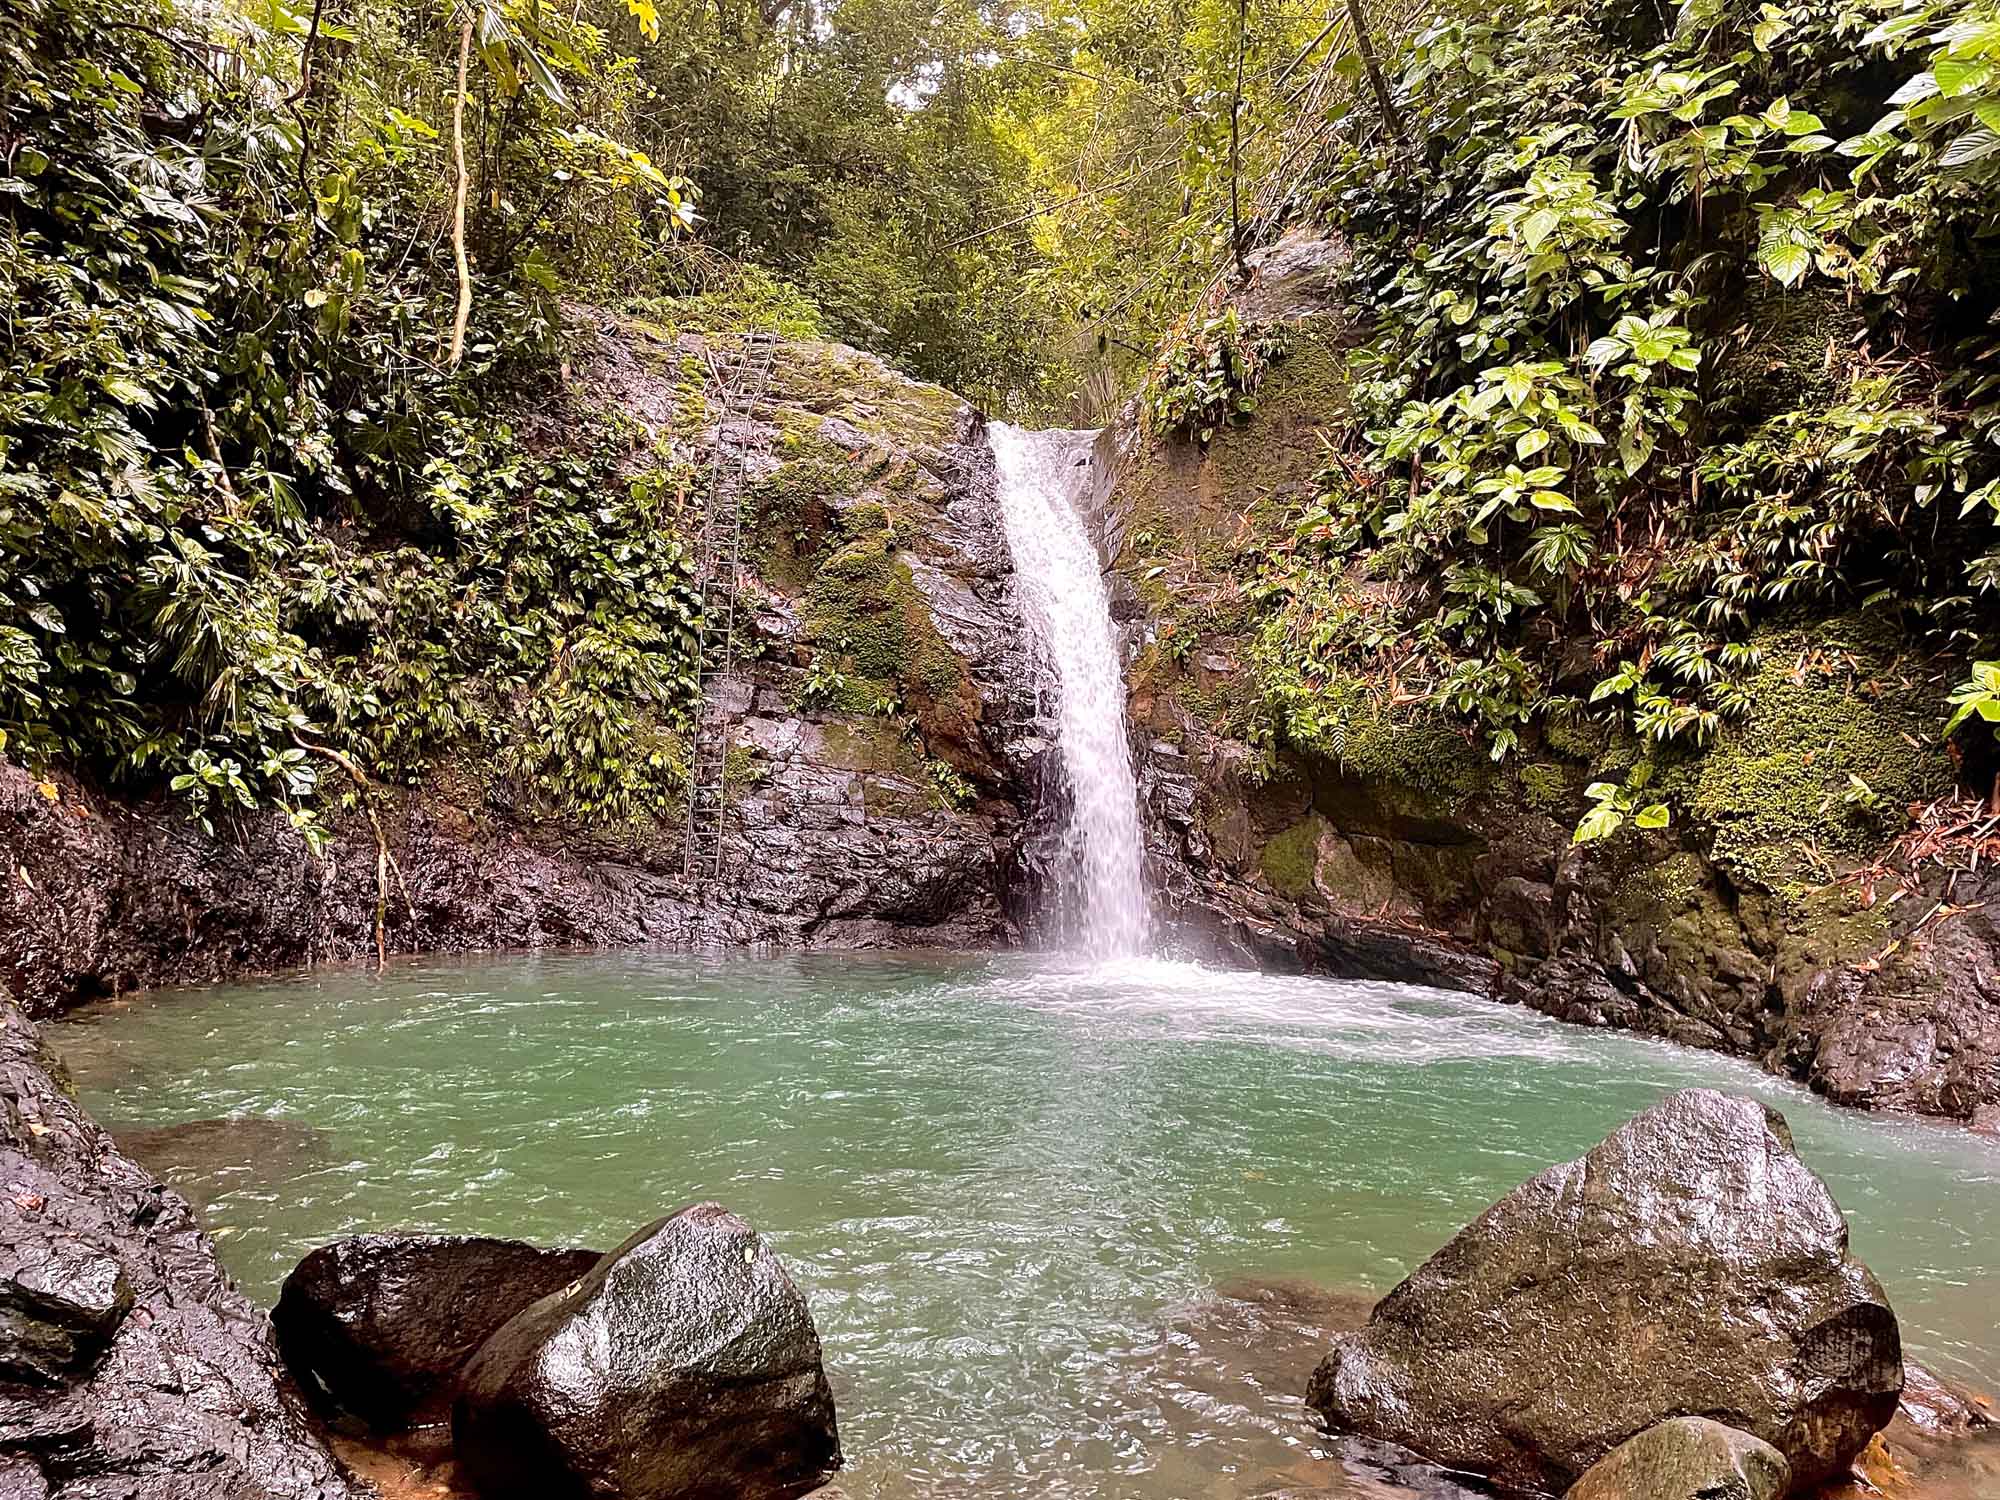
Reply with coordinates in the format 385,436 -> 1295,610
682,331 -> 777,883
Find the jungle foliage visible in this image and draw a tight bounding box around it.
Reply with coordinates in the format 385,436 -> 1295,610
12,0 -> 2000,850
0,0 -> 717,836
1238,0 -> 2000,830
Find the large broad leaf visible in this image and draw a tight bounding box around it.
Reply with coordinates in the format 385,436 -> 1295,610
1889,71 -> 1943,107
1573,802 -> 1625,845
517,42 -> 571,108
1618,422 -> 1656,476
1940,124 -> 2000,168
1759,237 -> 1813,285
1935,56 -> 1994,97
625,0 -> 660,40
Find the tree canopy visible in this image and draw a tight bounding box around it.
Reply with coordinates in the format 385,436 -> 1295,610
8,0 -> 2000,842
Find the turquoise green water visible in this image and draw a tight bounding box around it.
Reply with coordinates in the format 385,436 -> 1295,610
52,952 -> 2000,1499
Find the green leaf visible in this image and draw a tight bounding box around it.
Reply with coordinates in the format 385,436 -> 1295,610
1519,208 -> 1560,251
1618,422 -> 1656,476
1940,125 -> 2000,168
1633,802 -> 1671,829
1934,56 -> 1992,97
1573,803 -> 1625,844
624,0 -> 660,39
1585,335 -> 1624,368
517,42 -> 572,107
1759,239 -> 1813,285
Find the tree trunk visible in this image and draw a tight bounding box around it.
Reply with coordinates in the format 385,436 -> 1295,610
1344,0 -> 1406,146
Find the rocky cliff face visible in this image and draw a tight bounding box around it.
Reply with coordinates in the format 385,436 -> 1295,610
0,315 -> 1045,1016
1106,232 -> 2000,1129
4,287 -> 1995,1132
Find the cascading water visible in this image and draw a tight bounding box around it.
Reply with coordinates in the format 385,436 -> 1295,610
990,422 -> 1149,958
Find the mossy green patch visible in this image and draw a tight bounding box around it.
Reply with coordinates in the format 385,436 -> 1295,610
818,719 -> 926,777
1774,880 -> 1895,975
627,266 -> 827,341
1517,761 -> 1573,815
803,529 -> 967,709
1658,625 -> 1950,888
1269,669 -> 1491,812
765,341 -> 965,450
1234,315 -> 1352,428
1260,815 -> 1327,900
1713,282 -> 1864,423
744,452 -> 864,592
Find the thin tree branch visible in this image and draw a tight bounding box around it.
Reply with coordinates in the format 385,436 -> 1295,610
292,735 -> 416,972
1229,0 -> 1249,277
448,9 -> 475,368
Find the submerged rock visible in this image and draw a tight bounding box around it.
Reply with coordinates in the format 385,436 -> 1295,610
0,1003 -> 359,1498
1562,1417 -> 1789,1500
1306,1088 -> 1902,1494
274,1233 -> 604,1430
1898,1361 -> 1997,1439
453,1201 -> 840,1500
115,1113 -> 335,1213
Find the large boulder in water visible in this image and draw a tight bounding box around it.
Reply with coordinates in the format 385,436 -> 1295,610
273,1233 -> 603,1430
1306,1088 -> 1902,1494
453,1202 -> 840,1500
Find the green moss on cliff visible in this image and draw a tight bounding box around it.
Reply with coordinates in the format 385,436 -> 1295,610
1661,626 -> 1949,885
767,341 -> 966,449
1260,815 -> 1326,899
747,452 -> 864,591
803,529 -> 965,709
1517,761 -> 1573,814
1264,669 -> 1490,811
1236,316 -> 1350,425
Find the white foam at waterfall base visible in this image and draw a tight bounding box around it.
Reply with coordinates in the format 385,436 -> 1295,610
990,422 -> 1149,957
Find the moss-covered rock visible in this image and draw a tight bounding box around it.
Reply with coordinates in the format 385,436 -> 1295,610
803,532 -> 964,705
1260,816 -> 1328,901
1660,625 -> 1951,890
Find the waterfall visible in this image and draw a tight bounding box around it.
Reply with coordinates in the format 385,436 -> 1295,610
990,422 -> 1150,958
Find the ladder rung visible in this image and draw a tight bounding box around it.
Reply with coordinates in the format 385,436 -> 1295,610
683,334 -> 773,882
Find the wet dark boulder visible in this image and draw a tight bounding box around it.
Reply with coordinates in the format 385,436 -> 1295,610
0,1234 -> 131,1385
1306,1088 -> 1902,1495
274,1233 -> 604,1430
454,1202 -> 840,1500
1561,1417 -> 1789,1500
0,1003 -> 359,1498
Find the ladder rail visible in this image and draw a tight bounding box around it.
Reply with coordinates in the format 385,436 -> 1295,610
683,332 -> 777,884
